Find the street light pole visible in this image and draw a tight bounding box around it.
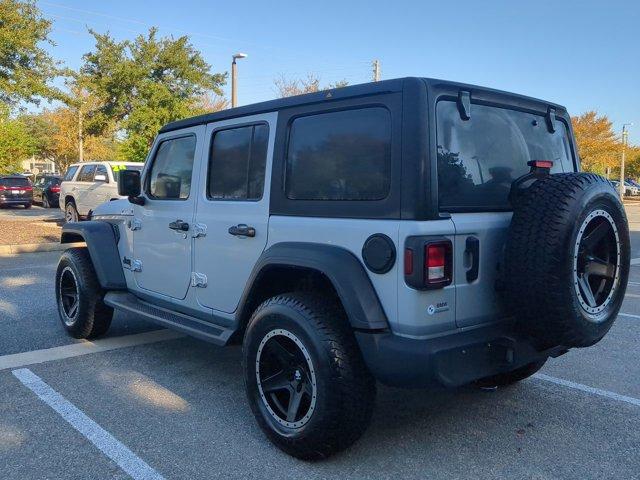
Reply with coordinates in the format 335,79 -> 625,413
231,53 -> 248,108
620,123 -> 632,198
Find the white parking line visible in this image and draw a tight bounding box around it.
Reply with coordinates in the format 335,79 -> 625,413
534,373 -> 640,408
0,330 -> 185,371
12,368 -> 165,480
630,258 -> 640,266
619,312 -> 640,320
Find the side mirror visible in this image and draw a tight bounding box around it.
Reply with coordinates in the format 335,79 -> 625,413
94,174 -> 107,182
118,169 -> 144,205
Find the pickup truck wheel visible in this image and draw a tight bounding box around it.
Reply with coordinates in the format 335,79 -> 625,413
55,247 -> 113,339
243,293 -> 376,460
65,201 -> 78,222
476,360 -> 546,388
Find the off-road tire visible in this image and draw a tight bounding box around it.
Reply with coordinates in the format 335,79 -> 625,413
243,293 -> 376,460
476,360 -> 546,388
505,173 -> 630,349
65,201 -> 78,222
55,247 -> 113,339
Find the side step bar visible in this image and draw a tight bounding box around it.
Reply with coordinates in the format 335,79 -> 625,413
104,292 -> 234,346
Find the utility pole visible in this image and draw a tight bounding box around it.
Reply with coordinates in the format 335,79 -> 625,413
372,59 -> 381,82
78,105 -> 84,162
231,53 -> 248,108
619,123 -> 632,198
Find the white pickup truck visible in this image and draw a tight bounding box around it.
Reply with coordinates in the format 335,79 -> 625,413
59,161 -> 143,222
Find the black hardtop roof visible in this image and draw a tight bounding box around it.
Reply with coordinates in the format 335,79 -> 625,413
159,77 -> 568,134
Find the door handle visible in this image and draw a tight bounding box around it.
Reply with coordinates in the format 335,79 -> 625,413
168,220 -> 189,232
465,236 -> 480,282
228,224 -> 256,238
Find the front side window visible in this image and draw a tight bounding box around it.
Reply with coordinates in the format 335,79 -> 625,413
148,136 -> 196,200
208,124 -> 269,200
76,165 -> 96,182
285,107 -> 392,201
436,101 -> 573,210
63,166 -> 79,181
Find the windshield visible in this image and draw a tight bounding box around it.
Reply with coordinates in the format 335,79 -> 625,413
111,164 -> 143,182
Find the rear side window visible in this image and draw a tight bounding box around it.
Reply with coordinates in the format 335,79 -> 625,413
285,107 -> 392,200
436,101 -> 573,210
94,164 -> 108,181
63,166 -> 78,181
76,165 -> 96,182
148,136 -> 196,200
111,164 -> 143,182
0,177 -> 30,187
208,124 -> 269,200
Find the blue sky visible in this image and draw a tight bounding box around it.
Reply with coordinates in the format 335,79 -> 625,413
37,0 -> 640,144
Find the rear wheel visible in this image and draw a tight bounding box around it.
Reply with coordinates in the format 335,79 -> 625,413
23,202 -> 31,209
55,247 -> 113,339
65,201 -> 78,222
42,194 -> 50,208
243,293 -> 376,460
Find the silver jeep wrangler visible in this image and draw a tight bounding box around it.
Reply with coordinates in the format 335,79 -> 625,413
55,77 -> 630,459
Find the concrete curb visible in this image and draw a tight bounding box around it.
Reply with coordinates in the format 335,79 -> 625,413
0,242 -> 85,256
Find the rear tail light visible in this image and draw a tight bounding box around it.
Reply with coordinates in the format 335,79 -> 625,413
426,244 -> 446,282
0,186 -> 5,191
50,185 -> 61,193
24,186 -> 33,191
404,238 -> 453,289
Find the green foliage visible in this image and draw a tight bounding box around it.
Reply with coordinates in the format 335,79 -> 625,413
81,28 -> 226,161
0,0 -> 61,106
0,106 -> 34,174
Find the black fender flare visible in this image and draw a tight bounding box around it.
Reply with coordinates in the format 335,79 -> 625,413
238,242 -> 390,331
61,221 -> 126,289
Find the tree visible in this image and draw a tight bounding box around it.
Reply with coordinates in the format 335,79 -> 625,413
274,74 -> 348,98
0,0 -> 61,106
571,111 -> 621,175
622,146 -> 640,180
81,28 -> 226,161
0,106 -> 34,174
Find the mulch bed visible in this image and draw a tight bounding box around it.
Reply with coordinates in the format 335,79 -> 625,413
0,218 -> 63,245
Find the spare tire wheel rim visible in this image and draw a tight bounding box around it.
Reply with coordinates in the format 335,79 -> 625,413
256,329 -> 317,429
573,209 -> 621,317
59,266 -> 80,325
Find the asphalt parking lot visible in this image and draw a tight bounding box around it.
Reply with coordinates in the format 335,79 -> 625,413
1,208 -> 639,479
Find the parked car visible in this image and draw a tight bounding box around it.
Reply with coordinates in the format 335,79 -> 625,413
33,174 -> 62,208
610,180 -> 638,196
55,78 -> 630,459
59,161 -> 144,222
0,175 -> 33,208
626,178 -> 640,189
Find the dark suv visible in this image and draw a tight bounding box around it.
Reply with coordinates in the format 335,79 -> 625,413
33,174 -> 62,208
0,175 -> 33,208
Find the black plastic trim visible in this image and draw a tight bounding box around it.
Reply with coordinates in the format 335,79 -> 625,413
61,221 -> 126,289
355,323 -> 566,388
237,242 -> 389,330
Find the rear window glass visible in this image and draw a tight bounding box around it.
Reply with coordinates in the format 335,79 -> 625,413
77,164 -> 96,182
63,166 -> 79,181
111,164 -> 143,182
285,107 -> 392,201
0,177 -> 30,187
208,124 -> 268,200
436,101 -> 573,210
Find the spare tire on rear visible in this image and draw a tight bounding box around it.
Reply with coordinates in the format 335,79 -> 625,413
505,173 -> 630,349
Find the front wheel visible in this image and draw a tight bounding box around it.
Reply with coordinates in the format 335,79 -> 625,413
243,293 -> 376,460
55,247 -> 113,339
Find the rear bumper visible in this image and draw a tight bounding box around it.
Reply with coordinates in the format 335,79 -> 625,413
0,196 -> 32,205
355,323 -> 567,388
